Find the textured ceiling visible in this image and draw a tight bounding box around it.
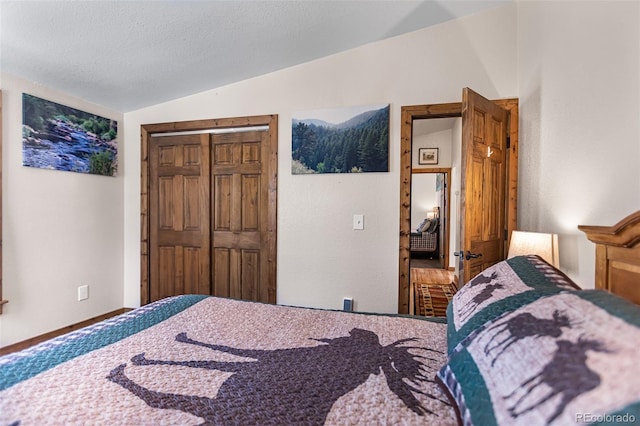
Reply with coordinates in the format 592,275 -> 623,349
0,0 -> 508,112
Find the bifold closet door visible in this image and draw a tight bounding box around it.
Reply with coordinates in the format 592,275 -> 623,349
149,134 -> 211,302
210,130 -> 272,303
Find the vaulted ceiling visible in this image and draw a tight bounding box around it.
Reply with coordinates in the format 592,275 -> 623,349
1,1 -> 509,112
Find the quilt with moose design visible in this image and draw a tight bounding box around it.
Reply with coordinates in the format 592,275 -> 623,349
0,295 -> 455,426
439,255 -> 640,426
447,255 -> 581,353
438,290 -> 640,425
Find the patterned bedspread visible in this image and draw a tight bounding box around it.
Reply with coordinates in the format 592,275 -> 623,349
0,296 -> 454,425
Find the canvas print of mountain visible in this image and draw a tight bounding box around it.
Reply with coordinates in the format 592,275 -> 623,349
292,104 -> 389,174
22,93 -> 118,176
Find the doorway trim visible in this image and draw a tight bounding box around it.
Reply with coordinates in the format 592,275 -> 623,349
140,115 -> 278,306
398,100 -> 518,314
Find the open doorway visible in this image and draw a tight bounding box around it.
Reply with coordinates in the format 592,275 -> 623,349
410,117 -> 458,273
398,94 -> 519,315
407,118 -> 458,316
410,170 -> 451,270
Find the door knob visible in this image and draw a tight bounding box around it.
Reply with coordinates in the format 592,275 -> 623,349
465,251 -> 482,260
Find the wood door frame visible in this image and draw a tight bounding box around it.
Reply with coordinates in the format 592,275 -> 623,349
398,99 -> 518,314
141,115 -> 278,306
411,167 -> 451,270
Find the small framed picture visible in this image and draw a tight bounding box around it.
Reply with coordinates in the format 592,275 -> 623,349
418,148 -> 439,165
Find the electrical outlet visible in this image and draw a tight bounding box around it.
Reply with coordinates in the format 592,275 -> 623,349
353,214 -> 364,230
78,285 -> 89,301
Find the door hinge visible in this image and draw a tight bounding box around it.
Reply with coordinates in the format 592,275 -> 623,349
506,136 -> 511,149
504,229 -> 508,241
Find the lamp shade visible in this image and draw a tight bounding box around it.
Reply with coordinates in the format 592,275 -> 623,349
508,231 -> 560,267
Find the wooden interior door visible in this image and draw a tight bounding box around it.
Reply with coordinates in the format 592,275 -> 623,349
211,130 -> 274,303
149,134 -> 211,302
459,88 -> 509,283
398,97 -> 517,314
149,130 -> 276,304
142,115 -> 278,306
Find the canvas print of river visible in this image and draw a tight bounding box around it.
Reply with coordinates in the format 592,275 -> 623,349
22,93 -> 118,176
292,104 -> 389,174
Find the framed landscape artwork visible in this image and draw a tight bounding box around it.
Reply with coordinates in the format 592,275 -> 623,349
291,104 -> 389,174
22,93 -> 118,176
418,148 -> 439,165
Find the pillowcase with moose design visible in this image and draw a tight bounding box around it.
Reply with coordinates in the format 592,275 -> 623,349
447,255 -> 580,354
438,290 -> 640,426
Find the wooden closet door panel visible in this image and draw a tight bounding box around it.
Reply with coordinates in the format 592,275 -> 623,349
150,134 -> 211,301
213,174 -> 232,230
213,248 -> 230,297
242,175 -> 260,231
211,130 -> 271,303
241,250 -> 260,301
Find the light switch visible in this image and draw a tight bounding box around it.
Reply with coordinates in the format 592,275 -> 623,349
353,214 -> 364,230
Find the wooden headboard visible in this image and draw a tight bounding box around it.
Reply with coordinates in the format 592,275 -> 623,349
579,210 -> 640,305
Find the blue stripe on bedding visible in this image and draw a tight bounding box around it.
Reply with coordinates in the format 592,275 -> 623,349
0,294 -> 208,391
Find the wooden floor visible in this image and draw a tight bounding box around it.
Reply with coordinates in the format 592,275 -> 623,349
411,268 -> 456,286
0,308 -> 130,356
410,267 -> 457,316
410,257 -> 441,269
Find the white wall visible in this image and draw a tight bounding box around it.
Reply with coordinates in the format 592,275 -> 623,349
412,129 -> 453,168
517,1 -> 640,288
0,73 -> 124,346
123,4 -> 518,313
411,174 -> 437,230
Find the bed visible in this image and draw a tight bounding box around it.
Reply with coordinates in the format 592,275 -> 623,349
2,211 -> 640,425
410,231 -> 438,254
410,217 -> 439,255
